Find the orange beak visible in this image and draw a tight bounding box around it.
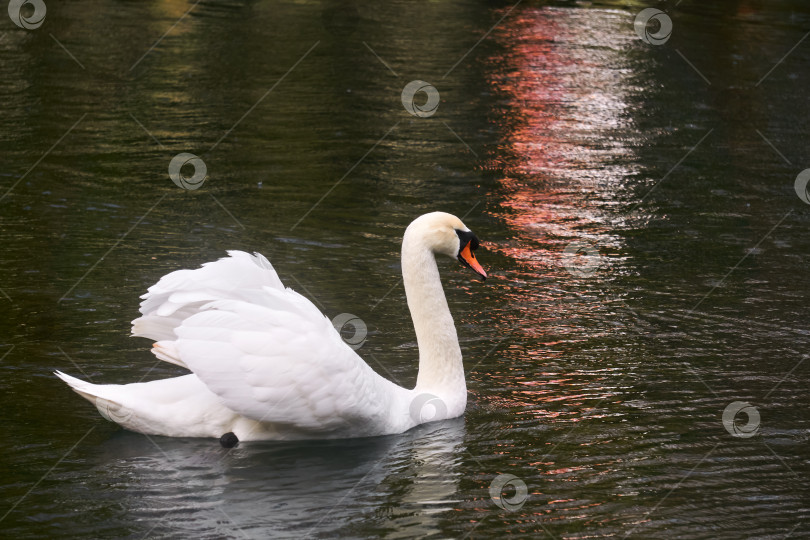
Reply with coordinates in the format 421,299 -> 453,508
457,243 -> 487,280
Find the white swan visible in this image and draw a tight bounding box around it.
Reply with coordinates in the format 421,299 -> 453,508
56,212 -> 487,442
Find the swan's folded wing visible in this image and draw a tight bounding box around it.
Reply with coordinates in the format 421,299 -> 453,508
173,289 -> 398,433
132,251 -> 285,343
131,251 -> 401,433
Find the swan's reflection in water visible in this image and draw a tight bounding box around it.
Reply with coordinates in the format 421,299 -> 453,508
93,419 -> 465,538
369,421 -> 465,539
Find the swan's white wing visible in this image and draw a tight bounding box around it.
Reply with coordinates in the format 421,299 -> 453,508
132,251 -> 404,434
174,295 -> 401,433
132,250 -> 284,344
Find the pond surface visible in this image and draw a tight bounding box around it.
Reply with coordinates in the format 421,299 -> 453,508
2,0 -> 810,538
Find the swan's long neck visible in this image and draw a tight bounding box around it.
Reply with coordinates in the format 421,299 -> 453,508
401,231 -> 466,397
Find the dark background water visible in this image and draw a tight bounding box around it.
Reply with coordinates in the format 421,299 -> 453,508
2,0 -> 809,538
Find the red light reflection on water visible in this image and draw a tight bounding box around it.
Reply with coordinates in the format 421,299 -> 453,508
484,9 -> 635,268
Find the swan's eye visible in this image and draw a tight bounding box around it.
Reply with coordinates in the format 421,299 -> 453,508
455,229 -> 480,253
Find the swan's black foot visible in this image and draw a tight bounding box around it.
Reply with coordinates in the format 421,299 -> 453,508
220,432 -> 239,448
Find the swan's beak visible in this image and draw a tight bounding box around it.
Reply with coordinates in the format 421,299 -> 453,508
458,242 -> 487,280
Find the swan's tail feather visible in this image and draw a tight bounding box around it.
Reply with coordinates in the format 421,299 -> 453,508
54,371 -> 133,426
55,370 -> 97,401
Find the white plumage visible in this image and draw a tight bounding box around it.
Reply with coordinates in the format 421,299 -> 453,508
56,212 -> 487,441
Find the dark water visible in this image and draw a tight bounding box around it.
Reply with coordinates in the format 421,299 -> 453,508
2,0 -> 810,538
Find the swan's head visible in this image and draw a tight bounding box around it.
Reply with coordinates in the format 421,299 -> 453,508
406,212 -> 487,280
